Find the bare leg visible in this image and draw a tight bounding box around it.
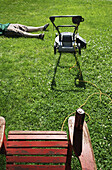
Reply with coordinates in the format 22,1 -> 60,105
26,26 -> 44,32
26,23 -> 49,32
22,32 -> 40,37
21,32 -> 44,39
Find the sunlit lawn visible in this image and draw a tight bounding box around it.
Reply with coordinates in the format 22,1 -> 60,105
0,0 -> 112,169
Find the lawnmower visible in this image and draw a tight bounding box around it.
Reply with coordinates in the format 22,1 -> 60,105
49,15 -> 86,55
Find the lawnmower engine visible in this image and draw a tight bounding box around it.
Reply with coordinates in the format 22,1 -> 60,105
54,32 -> 74,53
54,32 -> 86,54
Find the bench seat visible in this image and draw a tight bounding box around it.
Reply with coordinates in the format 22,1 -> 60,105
6,131 -> 69,170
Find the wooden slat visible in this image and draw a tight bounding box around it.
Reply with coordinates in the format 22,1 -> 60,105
8,134 -> 67,140
6,165 -> 65,170
7,141 -> 68,148
6,156 -> 67,163
7,148 -> 67,155
8,131 -> 67,135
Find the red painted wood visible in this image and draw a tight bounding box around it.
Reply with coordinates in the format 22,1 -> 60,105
79,121 -> 97,170
68,116 -> 97,170
8,131 -> 67,135
8,134 -> 67,140
6,165 -> 66,170
7,148 -> 67,155
6,156 -> 67,163
6,131 -> 69,169
7,141 -> 68,148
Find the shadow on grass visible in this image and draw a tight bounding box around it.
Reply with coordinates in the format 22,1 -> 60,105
74,54 -> 86,89
51,53 -> 86,90
0,155 -> 6,170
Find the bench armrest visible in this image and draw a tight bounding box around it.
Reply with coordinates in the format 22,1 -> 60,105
68,116 -> 97,170
0,117 -> 5,150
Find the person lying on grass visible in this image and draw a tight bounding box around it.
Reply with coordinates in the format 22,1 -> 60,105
0,23 -> 49,40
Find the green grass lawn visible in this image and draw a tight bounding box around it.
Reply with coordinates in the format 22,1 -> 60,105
0,0 -> 112,169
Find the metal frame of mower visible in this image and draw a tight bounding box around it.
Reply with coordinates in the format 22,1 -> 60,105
49,15 -> 86,55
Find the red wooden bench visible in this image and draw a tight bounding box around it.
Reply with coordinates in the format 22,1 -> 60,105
0,109 -> 97,170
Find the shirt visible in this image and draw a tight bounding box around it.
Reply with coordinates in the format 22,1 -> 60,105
0,23 -> 10,35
